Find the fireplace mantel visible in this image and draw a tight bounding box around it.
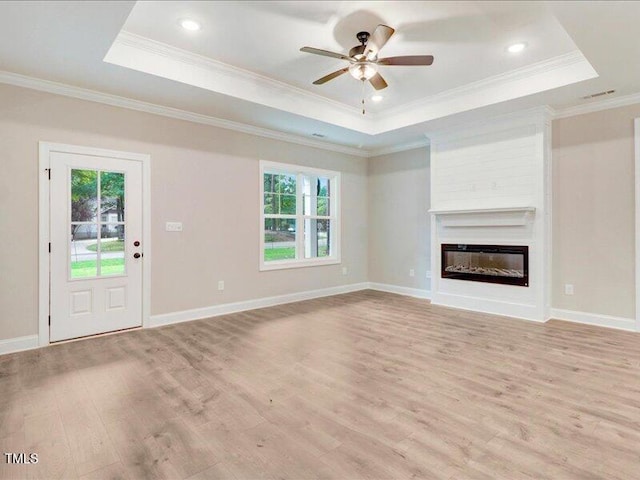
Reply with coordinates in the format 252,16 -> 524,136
429,207 -> 536,227
429,206 -> 536,215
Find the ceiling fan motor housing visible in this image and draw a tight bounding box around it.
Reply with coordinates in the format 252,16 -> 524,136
350,31 -> 370,59
356,31 -> 370,45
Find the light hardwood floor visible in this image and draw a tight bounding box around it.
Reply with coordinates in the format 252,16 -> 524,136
1,290 -> 640,479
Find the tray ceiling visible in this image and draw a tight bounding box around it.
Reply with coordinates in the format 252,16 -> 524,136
105,1 -> 596,134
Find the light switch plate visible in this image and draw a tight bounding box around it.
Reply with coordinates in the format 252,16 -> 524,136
166,222 -> 183,232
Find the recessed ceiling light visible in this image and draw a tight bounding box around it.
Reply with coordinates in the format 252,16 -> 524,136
507,42 -> 527,54
180,19 -> 201,31
371,95 -> 383,102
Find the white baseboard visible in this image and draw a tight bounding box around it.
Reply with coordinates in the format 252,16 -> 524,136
0,335 -> 39,356
431,292 -> 545,322
149,282 -> 371,328
550,308 -> 637,332
368,282 -> 431,300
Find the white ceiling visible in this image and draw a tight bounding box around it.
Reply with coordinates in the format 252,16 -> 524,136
1,1 -> 640,153
121,1 -> 577,108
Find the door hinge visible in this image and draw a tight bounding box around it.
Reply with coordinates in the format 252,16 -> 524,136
48,242 -> 51,253
48,315 -> 51,326
45,168 -> 51,180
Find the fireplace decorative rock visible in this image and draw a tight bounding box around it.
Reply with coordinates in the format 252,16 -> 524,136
441,244 -> 529,287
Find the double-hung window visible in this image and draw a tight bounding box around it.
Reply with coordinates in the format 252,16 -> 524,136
260,161 -> 340,270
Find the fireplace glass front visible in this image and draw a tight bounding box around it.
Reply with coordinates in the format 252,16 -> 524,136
441,244 -> 529,286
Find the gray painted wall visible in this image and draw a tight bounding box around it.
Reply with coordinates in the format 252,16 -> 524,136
0,83 -> 368,341
368,147 -> 431,291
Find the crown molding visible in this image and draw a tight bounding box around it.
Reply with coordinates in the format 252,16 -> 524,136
116,32 -> 362,118
106,32 -> 373,134
0,70 -> 370,157
552,91 -> 640,119
383,51 -> 588,118
371,50 -> 596,134
368,139 -> 430,157
106,33 -> 600,137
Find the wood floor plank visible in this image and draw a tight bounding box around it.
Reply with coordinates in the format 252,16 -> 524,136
79,462 -> 130,480
1,290 -> 639,479
23,411 -> 77,480
57,398 -> 120,476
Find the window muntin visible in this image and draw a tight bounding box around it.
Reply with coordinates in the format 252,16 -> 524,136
70,168 -> 126,279
260,161 -> 339,270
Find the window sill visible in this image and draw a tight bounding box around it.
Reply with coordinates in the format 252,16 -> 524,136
260,257 -> 341,272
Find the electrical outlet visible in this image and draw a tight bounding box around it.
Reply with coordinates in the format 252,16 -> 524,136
426,270 -> 432,279
165,222 -> 183,232
342,267 -> 348,276
564,284 -> 574,295
409,269 -> 415,277
217,280 -> 225,291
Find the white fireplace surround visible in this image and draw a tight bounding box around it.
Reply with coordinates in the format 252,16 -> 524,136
428,108 -> 552,322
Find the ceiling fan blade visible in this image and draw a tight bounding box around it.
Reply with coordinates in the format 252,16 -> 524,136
369,72 -> 388,90
300,47 -> 352,62
378,55 -> 434,66
313,68 -> 349,85
364,24 -> 395,59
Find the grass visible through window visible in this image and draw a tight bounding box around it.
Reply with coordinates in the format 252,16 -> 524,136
71,258 -> 125,277
264,246 -> 329,262
85,240 -> 124,252
264,247 -> 295,262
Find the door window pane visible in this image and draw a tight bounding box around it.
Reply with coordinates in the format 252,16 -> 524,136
100,171 -> 125,222
70,224 -> 98,278
264,218 -> 296,262
71,169 -> 98,222
100,225 -> 125,276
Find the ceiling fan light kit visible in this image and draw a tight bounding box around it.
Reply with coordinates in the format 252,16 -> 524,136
349,62 -> 378,81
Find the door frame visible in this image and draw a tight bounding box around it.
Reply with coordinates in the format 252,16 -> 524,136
38,142 -> 151,346
635,119 -> 640,332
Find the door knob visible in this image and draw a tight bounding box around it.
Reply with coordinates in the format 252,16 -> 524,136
133,253 -> 141,259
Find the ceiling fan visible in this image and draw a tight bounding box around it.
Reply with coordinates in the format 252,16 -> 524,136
300,24 -> 434,91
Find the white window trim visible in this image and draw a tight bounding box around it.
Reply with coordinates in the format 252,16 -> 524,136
259,160 -> 341,271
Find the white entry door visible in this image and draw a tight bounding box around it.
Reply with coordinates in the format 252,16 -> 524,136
49,151 -> 143,342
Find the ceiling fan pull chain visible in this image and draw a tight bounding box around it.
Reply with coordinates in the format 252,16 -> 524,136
361,79 -> 366,115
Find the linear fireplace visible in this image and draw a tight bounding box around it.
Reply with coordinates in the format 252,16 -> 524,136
441,244 -> 529,286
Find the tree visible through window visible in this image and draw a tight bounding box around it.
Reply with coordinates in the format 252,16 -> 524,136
70,169 -> 126,278
261,161 -> 339,269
